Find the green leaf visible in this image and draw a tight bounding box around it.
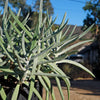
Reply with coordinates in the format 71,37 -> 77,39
11,84 -> 20,100
56,13 -> 67,42
22,13 -> 29,25
38,76 -> 49,91
30,40 -> 37,51
62,25 -> 70,39
9,21 -> 30,43
67,25 -> 77,39
2,0 -> 8,20
43,16 -> 57,36
79,24 -> 94,39
0,85 -> 7,100
48,63 -> 70,85
0,61 -> 7,66
46,91 -> 49,100
0,53 -> 4,57
4,30 -> 11,43
30,57 -> 38,78
60,13 -> 67,28
22,33 -> 26,55
17,8 -> 21,17
57,36 -> 78,51
48,62 -> 70,99
55,77 -> 64,100
56,39 -> 93,56
41,17 -> 68,42
0,38 -> 14,62
28,76 -> 35,100
33,72 -> 69,78
9,8 -> 33,39
56,59 -> 95,77
42,75 -> 51,90
0,36 -> 4,44
63,78 -> 70,100
32,43 -> 54,59
39,0 -> 43,29
0,68 -> 15,73
33,87 -> 42,100
51,86 -> 56,100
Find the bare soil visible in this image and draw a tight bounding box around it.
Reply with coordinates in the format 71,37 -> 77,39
43,79 -> 100,100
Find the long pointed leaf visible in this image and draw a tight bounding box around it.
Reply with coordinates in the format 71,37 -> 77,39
56,39 -> 93,56
62,25 -> 70,39
42,75 -> 51,89
51,86 -> 56,100
28,76 -> 35,100
55,77 -> 64,100
11,84 -> 20,100
9,8 -> 33,39
79,24 -> 94,39
56,60 -> 95,77
0,40 -> 14,62
67,25 -> 77,39
0,61 -> 7,66
41,18 -> 69,42
39,0 -> 43,29
0,85 -> 7,100
33,87 -> 42,100
38,76 -> 49,91
32,72 -> 69,78
48,62 -> 70,99
22,33 -> 26,55
9,21 -> 30,43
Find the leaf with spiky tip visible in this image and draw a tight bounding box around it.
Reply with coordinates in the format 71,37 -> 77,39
39,0 -> 43,29
56,39 -> 93,56
48,63 -> 70,98
9,8 -> 33,39
38,75 -> 49,91
79,24 -> 94,39
0,85 -> 7,100
11,84 -> 20,100
32,87 -> 42,100
56,60 -> 95,78
0,39 -> 14,62
28,76 -> 35,100
55,77 -> 64,100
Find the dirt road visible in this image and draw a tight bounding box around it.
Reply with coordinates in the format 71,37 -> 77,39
43,79 -> 100,100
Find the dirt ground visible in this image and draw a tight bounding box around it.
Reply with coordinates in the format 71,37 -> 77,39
43,79 -> 100,100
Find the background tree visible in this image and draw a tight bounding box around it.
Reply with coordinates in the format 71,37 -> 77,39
34,0 -> 54,16
0,0 -> 54,28
29,0 -> 54,29
83,0 -> 100,34
83,0 -> 100,80
0,0 -> 31,16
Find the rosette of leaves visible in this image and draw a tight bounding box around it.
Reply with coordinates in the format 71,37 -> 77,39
0,0 -> 95,100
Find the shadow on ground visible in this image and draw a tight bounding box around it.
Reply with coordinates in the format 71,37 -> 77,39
70,80 -> 100,96
51,79 -> 100,96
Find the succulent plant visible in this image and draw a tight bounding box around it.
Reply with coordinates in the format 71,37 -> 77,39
0,0 -> 94,100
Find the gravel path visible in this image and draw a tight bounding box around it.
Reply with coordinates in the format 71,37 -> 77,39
43,79 -> 100,100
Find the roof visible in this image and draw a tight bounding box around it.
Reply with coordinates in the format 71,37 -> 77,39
78,40 -> 99,54
63,25 -> 93,39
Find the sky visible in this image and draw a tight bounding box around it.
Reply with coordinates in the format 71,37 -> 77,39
0,0 -> 90,26
26,0 -> 90,26
50,0 -> 89,26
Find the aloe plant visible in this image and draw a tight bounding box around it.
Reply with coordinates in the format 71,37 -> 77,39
0,0 -> 95,100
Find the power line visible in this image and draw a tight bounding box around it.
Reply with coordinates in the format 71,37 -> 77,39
64,0 -> 86,4
52,0 -> 85,12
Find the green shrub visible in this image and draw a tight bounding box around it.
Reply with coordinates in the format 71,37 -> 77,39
0,0 -> 94,100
